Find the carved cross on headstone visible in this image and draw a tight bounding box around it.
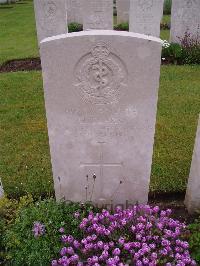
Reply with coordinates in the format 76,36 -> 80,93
80,142 -> 123,179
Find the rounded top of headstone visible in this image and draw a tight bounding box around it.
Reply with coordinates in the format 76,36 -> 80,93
40,30 -> 163,45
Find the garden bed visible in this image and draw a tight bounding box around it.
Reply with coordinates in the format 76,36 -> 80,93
1,196 -> 200,265
0,57 -> 41,73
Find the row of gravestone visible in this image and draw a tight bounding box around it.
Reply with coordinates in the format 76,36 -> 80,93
1,0 -> 200,215
116,0 -> 200,44
34,0 -> 200,43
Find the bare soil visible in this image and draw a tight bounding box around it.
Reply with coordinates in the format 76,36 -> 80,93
0,58 -> 41,73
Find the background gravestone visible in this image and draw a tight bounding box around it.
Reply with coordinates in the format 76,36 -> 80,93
66,0 -> 83,24
116,0 -> 130,24
129,0 -> 164,37
34,0 -> 68,43
185,115 -> 200,214
40,31 -> 162,207
82,0 -> 113,30
170,0 -> 200,44
0,178 -> 4,198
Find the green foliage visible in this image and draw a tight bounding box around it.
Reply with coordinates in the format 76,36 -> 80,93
181,36 -> 200,65
163,0 -> 172,15
68,22 -> 83,33
0,195 -> 34,264
162,40 -> 200,65
162,43 -> 183,64
188,217 -> 200,263
114,22 -> 129,31
160,22 -> 170,30
4,198 -> 97,266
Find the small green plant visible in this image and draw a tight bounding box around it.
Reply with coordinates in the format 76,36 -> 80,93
160,22 -> 170,30
4,198 -> 97,266
68,22 -> 83,33
180,31 -> 200,65
0,195 -> 34,264
162,41 -> 183,64
114,22 -> 129,31
162,34 -> 200,65
188,217 -> 200,264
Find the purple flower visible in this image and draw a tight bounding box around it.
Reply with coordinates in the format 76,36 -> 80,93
112,248 -> 121,256
66,247 -> 74,255
103,244 -> 109,251
67,235 -> 74,243
151,252 -> 157,260
59,227 -> 65,233
136,259 -> 143,266
143,258 -> 149,264
102,250 -> 109,259
51,204 -> 196,266
97,241 -> 104,249
32,221 -> 45,238
124,243 -> 132,251
118,237 -> 125,245
70,254 -> 79,262
73,240 -> 80,249
60,247 -> 67,256
51,260 -> 58,266
153,206 -> 159,213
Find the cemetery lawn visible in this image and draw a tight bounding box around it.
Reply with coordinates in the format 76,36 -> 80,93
0,0 -> 39,65
0,66 -> 200,198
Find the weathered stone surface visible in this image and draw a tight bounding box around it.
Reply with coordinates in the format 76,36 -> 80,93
116,0 -> 130,24
0,178 -> 4,199
66,0 -> 83,24
129,0 -> 164,37
34,0 -> 68,43
185,115 -> 200,214
40,31 -> 162,206
170,0 -> 200,44
82,0 -> 113,30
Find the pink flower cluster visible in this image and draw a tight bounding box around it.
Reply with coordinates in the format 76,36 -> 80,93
52,205 -> 196,266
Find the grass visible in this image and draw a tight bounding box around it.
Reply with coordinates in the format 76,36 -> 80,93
162,15 -> 171,25
0,71 -> 53,198
0,66 -> 200,197
0,0 -> 38,65
160,15 -> 170,40
151,65 -> 200,193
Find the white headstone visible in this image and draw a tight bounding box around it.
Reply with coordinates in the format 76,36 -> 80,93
170,0 -> 200,44
34,0 -> 68,43
66,0 -> 83,24
129,0 -> 164,37
116,0 -> 130,24
40,31 -> 162,207
82,0 -> 113,30
0,178 -> 4,198
185,115 -> 200,214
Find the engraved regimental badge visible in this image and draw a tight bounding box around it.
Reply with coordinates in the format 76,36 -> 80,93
138,0 -> 153,10
74,42 -> 127,105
